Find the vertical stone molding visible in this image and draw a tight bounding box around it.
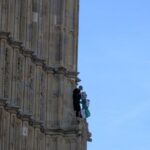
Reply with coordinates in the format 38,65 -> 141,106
4,44 -> 13,103
16,51 -> 25,109
2,109 -> 10,150
32,0 -> 38,55
0,39 -> 6,97
34,64 -> 42,121
0,0 -> 8,31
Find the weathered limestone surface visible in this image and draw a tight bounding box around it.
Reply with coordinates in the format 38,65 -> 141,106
0,0 -> 91,150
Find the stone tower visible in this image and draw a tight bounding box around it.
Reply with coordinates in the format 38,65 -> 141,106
0,0 -> 91,150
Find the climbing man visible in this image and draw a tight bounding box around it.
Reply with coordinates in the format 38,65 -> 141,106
72,86 -> 83,118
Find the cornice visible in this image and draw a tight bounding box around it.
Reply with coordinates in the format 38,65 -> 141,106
29,119 -> 43,128
0,32 -> 80,79
0,97 -> 8,106
17,110 -> 32,121
54,66 -> 67,75
44,65 -> 55,74
22,48 -> 34,57
32,55 -> 45,66
8,38 -> 22,49
45,128 -> 79,137
5,103 -> 20,114
0,31 -> 10,40
65,71 -> 79,79
0,98 -> 90,140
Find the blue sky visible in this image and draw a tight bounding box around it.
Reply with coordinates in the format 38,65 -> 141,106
78,0 -> 150,150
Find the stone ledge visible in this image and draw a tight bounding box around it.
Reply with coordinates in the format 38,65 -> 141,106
0,31 -> 79,80
43,65 -> 55,73
32,55 -> 45,66
0,100 -> 90,141
0,97 -> 8,106
54,66 -> 67,75
17,110 -> 32,121
65,71 -> 79,79
45,128 -> 79,137
8,38 -> 22,49
5,103 -> 20,114
22,48 -> 34,57
29,119 -> 44,128
0,31 -> 10,39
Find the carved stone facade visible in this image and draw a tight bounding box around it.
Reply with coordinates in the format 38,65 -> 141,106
0,0 -> 91,150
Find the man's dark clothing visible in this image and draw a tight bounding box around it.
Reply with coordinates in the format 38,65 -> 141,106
73,88 -> 81,117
